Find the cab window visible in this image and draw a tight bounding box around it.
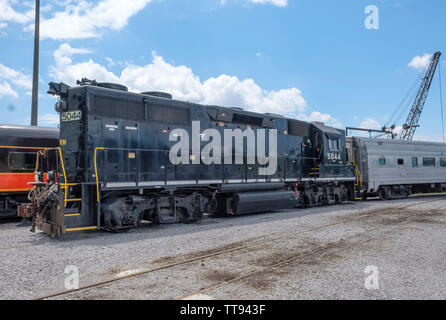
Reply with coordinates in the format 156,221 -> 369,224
329,138 -> 340,150
314,132 -> 321,147
8,152 -> 37,171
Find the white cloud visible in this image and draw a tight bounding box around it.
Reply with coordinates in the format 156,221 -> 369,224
221,0 -> 287,7
49,43 -> 341,127
0,21 -> 6,35
53,43 -> 93,65
360,118 -> 381,130
0,0 -> 34,24
105,57 -> 116,67
0,63 -> 31,99
408,53 -> 432,71
413,133 -> 445,143
299,111 -> 342,128
36,0 -> 155,40
0,81 -> 18,98
0,0 -> 154,40
50,43 -> 119,84
0,63 -> 32,89
250,0 -> 288,7
38,113 -> 60,126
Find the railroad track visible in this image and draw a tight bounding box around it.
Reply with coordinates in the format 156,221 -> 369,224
34,198 -> 443,300
178,210 -> 426,299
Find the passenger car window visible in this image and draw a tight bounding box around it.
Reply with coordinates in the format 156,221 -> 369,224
379,158 -> 386,165
423,157 -> 435,167
440,158 -> 446,167
397,159 -> 404,165
412,157 -> 418,167
8,152 -> 37,171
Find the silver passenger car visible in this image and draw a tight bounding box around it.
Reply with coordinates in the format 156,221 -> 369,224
347,137 -> 446,199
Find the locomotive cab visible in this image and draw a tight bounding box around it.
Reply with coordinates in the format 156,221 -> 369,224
309,122 -> 352,178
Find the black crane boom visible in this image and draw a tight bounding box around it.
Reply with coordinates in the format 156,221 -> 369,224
400,51 -> 441,140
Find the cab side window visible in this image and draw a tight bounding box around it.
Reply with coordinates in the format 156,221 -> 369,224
329,138 -> 340,150
314,132 -> 321,147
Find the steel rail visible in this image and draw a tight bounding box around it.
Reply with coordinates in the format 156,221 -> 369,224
178,208 -> 427,300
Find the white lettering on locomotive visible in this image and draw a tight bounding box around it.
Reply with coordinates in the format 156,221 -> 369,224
61,110 -> 82,122
169,121 -> 277,176
327,152 -> 341,161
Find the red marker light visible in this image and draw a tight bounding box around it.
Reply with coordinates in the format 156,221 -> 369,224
162,129 -> 169,133
221,113 -> 226,117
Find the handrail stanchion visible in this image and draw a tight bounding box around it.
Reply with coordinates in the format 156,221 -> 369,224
136,149 -> 139,187
164,151 -> 168,186
283,157 -> 286,181
94,147 -> 104,229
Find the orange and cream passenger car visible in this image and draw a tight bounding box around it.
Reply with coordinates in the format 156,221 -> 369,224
0,124 -> 59,217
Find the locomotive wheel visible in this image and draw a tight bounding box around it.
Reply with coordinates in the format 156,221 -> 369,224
378,188 -> 387,201
335,194 -> 340,204
177,207 -> 200,224
176,207 -> 189,223
301,193 -> 312,208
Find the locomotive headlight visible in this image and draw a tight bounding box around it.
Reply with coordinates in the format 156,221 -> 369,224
54,100 -> 67,112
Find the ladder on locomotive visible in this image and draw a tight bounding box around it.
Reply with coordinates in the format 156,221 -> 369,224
309,145 -> 323,178
309,163 -> 321,178
56,149 -> 82,216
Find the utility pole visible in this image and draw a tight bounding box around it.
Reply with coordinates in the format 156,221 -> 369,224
30,0 -> 40,126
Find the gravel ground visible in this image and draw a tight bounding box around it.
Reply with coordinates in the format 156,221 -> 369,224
0,195 -> 445,300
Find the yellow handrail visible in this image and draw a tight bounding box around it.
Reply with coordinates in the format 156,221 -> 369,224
57,147 -> 69,206
94,147 -> 105,203
352,150 -> 363,188
34,152 -> 39,172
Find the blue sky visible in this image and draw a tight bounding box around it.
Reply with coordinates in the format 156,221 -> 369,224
0,0 -> 445,141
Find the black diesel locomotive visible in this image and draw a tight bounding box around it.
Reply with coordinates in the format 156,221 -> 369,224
21,79 -> 355,237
